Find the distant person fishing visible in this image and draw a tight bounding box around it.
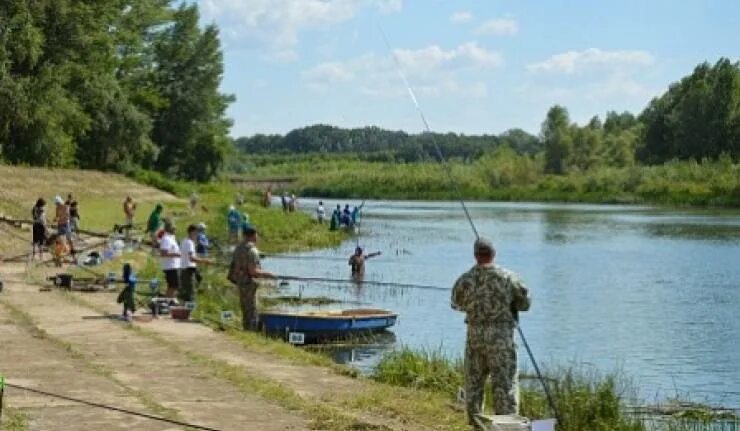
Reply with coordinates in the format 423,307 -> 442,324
348,247 -> 381,279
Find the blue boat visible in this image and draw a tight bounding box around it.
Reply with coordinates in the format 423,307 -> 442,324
259,308 -> 398,343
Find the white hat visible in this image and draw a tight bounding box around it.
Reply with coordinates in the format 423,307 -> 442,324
197,222 -> 207,230
54,196 -> 64,205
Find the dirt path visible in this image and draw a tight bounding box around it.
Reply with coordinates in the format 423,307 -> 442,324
0,302 -> 168,431
0,260 -> 448,431
0,264 -> 309,431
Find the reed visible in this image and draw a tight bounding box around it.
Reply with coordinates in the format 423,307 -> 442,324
372,347 -> 737,431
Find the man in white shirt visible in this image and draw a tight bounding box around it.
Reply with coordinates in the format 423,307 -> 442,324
316,201 -> 326,224
159,220 -> 181,299
180,224 -> 213,302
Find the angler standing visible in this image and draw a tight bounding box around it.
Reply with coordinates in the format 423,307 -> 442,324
451,238 -> 531,427
228,226 -> 274,331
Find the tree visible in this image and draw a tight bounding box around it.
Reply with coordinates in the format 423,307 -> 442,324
638,58 -> 740,163
541,105 -> 573,174
150,4 -> 234,181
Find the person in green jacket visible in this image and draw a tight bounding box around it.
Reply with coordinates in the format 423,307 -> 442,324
329,205 -> 340,231
147,203 -> 164,247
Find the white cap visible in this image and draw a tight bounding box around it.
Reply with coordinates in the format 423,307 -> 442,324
54,196 -> 64,205
197,222 -> 207,230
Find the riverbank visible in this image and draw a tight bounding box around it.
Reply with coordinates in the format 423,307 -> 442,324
3,169 -> 737,430
241,152 -> 740,207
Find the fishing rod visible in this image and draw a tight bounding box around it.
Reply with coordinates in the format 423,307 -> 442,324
355,200 -> 366,249
379,25 -> 562,424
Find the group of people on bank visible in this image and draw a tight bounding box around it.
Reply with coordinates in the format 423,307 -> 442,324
29,189 -> 530,427
144,204 -> 214,318
315,201 -> 363,230
31,194 -> 81,266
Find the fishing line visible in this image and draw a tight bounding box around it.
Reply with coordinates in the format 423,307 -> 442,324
4,382 -> 225,431
378,24 -> 562,424
378,26 -> 479,239
271,274 -> 448,291
355,200 -> 366,249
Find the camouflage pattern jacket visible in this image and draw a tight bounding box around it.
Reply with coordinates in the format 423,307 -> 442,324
451,264 -> 531,326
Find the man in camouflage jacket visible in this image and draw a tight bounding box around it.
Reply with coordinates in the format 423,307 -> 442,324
451,238 -> 531,426
229,226 -> 274,330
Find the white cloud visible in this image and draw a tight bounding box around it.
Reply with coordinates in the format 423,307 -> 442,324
200,0 -> 403,61
302,61 -> 356,90
302,42 -> 500,98
517,49 -> 659,115
375,0 -> 403,14
450,11 -> 473,24
475,18 -> 519,36
528,48 -> 654,74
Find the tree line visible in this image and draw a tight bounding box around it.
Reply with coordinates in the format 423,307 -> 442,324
0,1 -> 232,181
235,125 -> 542,163
237,58 -> 740,172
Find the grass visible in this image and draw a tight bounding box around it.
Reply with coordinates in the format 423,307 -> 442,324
1,408 -> 29,431
240,151 -> 740,207
372,347 -> 739,431
0,164 -> 178,256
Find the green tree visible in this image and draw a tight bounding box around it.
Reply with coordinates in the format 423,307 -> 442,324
570,125 -> 603,171
639,58 -> 740,163
541,105 -> 573,174
151,4 -> 234,181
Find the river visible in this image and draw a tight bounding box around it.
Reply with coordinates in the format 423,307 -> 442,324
265,199 -> 740,406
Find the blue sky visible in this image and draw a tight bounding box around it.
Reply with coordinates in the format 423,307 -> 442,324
195,0 -> 740,138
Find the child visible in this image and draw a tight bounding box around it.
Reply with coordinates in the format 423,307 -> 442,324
51,234 -> 68,267
117,263 -> 137,321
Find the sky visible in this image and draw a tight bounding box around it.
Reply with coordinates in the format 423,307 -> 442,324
194,0 -> 740,138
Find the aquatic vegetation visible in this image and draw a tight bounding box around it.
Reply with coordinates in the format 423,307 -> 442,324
242,153 -> 740,207
372,347 -> 737,431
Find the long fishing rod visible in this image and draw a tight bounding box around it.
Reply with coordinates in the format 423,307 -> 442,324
355,200 -> 366,249
379,25 -> 562,424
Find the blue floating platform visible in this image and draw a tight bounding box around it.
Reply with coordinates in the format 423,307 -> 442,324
260,308 -> 398,342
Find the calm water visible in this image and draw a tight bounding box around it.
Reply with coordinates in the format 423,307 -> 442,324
265,199 -> 740,406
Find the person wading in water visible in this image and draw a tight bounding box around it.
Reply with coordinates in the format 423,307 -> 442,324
348,247 -> 381,280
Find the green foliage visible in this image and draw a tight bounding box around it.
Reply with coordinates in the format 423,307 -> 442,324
151,4 -> 234,181
124,168 -> 189,196
235,124 -> 539,162
542,105 -> 573,174
0,0 -> 232,180
241,155 -> 740,207
373,348 -> 737,431
639,58 -> 740,163
373,348 -> 647,431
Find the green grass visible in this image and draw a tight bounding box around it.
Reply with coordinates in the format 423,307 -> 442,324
372,347 -> 736,431
239,151 -> 740,207
1,408 -> 29,431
